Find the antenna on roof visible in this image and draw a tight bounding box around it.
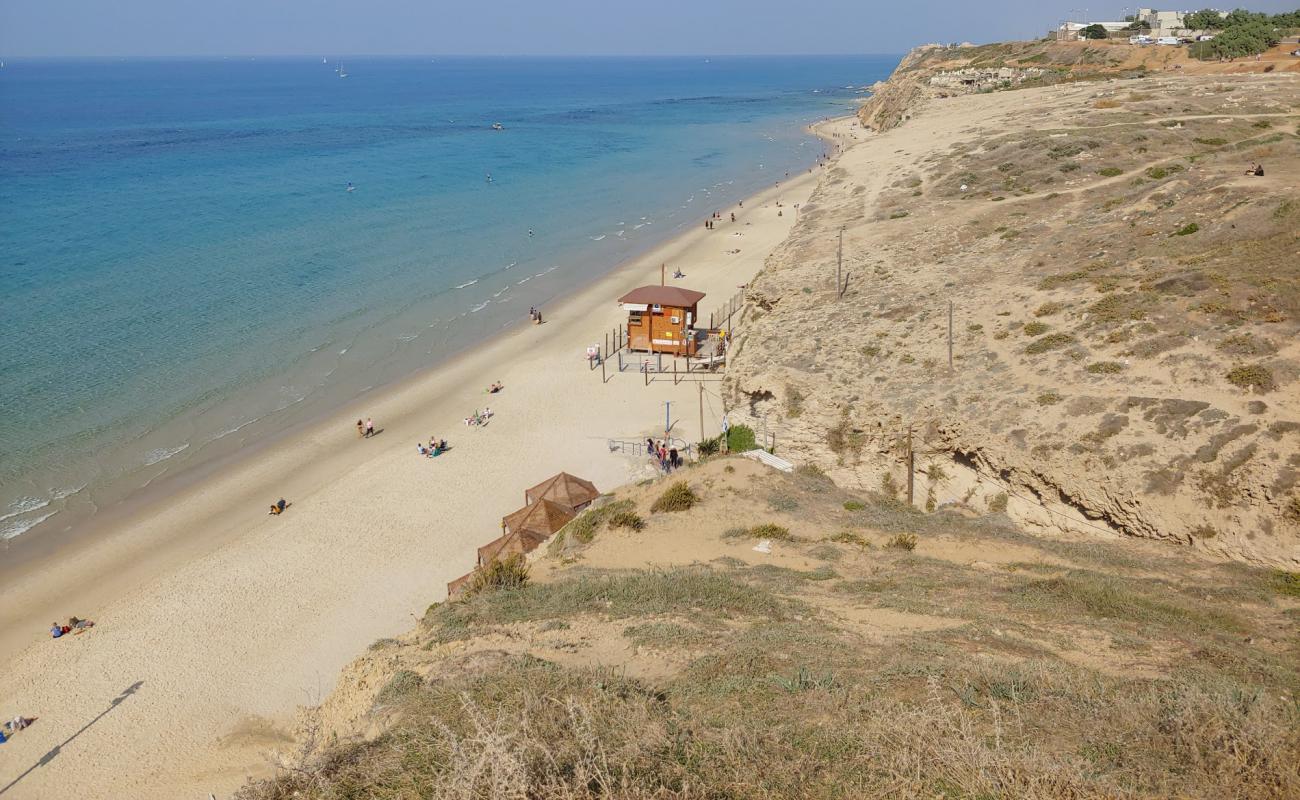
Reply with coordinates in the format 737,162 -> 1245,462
661,263 -> 666,286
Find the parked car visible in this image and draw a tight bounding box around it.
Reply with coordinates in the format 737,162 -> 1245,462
1196,34 -> 1216,41
1157,36 -> 1181,46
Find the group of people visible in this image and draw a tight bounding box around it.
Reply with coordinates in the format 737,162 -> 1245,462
1244,163 -> 1265,176
465,408 -> 493,427
0,715 -> 34,743
417,437 -> 449,457
355,417 -> 376,438
646,439 -> 682,472
528,306 -> 544,324
703,210 -> 736,230
49,616 -> 94,638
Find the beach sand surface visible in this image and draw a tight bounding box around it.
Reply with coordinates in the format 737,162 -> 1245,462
0,161 -> 823,798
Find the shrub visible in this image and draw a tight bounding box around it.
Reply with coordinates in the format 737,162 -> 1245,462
1025,333 -> 1075,354
1023,321 -> 1050,336
843,500 -> 865,511
375,669 -> 423,705
608,510 -> 646,531
651,481 -> 699,513
885,533 -> 918,551
1086,361 -> 1124,374
1172,222 -> 1200,236
1059,162 -> 1081,173
1037,390 -> 1063,405
1285,495 -> 1300,524
726,425 -> 758,453
1225,364 -> 1275,392
988,492 -> 1009,513
1145,164 -> 1183,180
1034,302 -> 1063,317
1193,137 -> 1227,146
1274,572 -> 1300,598
1098,167 -> 1123,177
698,436 -> 721,457
465,553 -> 530,597
828,530 -> 870,548
889,210 -> 910,219
751,523 -> 792,541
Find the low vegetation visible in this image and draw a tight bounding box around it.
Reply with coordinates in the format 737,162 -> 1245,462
650,480 -> 699,513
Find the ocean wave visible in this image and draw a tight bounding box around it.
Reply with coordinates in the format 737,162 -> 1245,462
212,417 -> 261,441
517,276 -> 532,285
454,279 -> 479,289
589,234 -> 606,241
469,301 -> 490,313
1,509 -> 58,541
505,261 -> 518,270
492,286 -> 510,298
144,443 -> 190,466
397,333 -> 419,342
616,230 -> 625,237
2,495 -> 50,519
633,224 -> 645,230
339,348 -> 348,354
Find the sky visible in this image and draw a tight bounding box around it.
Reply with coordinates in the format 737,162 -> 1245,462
1,0 -> 1297,57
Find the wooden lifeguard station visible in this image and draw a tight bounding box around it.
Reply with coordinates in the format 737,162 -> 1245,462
618,285 -> 706,356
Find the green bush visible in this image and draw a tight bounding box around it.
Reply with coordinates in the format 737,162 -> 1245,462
843,500 -> 865,511
828,530 -> 870,547
885,533 -> 918,551
1037,390 -> 1063,405
988,492 -> 1009,513
465,553 -> 530,597
1171,222 -> 1200,237
1034,302 -> 1063,317
1193,137 -> 1228,146
1086,361 -> 1124,374
1023,321 -> 1050,336
1225,364 -> 1275,392
1025,333 -> 1075,354
1097,167 -> 1124,177
609,510 -> 646,531
651,481 -> 699,513
726,425 -> 758,453
1145,164 -> 1183,180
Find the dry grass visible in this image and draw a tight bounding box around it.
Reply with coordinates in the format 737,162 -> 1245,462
650,481 -> 699,513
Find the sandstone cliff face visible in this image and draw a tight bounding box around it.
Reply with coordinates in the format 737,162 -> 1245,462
735,74 -> 1300,567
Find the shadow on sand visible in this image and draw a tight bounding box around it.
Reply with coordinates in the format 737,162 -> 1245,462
0,681 -> 143,796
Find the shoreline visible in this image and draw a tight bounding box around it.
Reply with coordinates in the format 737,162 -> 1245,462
0,121 -> 843,798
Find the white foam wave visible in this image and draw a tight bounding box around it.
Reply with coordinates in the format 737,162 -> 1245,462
1,496 -> 50,523
454,279 -> 479,289
339,348 -> 348,354
505,261 -> 518,270
469,301 -> 490,313
492,286 -> 510,298
2,509 -> 58,541
212,418 -> 260,441
397,334 -> 419,342
517,276 -> 532,285
144,443 -> 190,466
589,234 -> 606,241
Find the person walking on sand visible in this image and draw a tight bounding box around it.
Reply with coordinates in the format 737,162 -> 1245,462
365,417 -> 375,438
356,419 -> 365,438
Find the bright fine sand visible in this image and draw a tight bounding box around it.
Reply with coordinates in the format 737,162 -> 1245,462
0,149 -> 825,798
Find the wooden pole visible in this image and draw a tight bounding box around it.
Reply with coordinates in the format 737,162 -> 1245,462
605,331 -> 610,360
698,382 -> 705,444
948,301 -> 954,371
601,355 -> 606,383
906,425 -> 915,507
661,263 -> 665,286
674,358 -> 678,386
837,227 -> 843,300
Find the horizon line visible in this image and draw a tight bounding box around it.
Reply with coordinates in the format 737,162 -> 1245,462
0,51 -> 910,61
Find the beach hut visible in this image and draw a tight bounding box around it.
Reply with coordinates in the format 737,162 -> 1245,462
618,285 -> 707,356
476,499 -> 575,567
525,472 -> 599,512
446,571 -> 475,599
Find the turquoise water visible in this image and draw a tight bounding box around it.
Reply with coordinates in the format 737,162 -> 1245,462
0,55 -> 895,542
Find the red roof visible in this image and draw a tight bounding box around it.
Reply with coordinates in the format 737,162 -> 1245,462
526,472 -> 599,511
618,285 -> 706,308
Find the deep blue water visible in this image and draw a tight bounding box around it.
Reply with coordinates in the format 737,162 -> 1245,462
0,55 -> 896,541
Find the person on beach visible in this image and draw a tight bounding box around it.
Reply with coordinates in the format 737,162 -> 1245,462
730,212 -> 735,222
356,419 -> 365,437
50,622 -> 64,639
417,442 -> 428,456
269,498 -> 287,516
68,616 -> 94,632
365,418 -> 375,438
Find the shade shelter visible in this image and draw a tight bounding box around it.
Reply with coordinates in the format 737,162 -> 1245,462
618,285 -> 707,356
476,528 -> 550,567
525,472 -> 599,512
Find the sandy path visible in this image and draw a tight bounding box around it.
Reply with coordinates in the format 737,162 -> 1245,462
0,158 -> 826,798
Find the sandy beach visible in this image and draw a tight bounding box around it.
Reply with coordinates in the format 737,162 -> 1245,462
0,148 -> 827,798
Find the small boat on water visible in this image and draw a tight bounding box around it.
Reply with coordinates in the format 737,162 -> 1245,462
339,64 -> 348,78
491,122 -> 504,131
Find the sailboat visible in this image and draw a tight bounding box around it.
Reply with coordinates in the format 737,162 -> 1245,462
339,63 -> 348,78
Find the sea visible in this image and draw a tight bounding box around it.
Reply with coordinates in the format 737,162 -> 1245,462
0,55 -> 897,545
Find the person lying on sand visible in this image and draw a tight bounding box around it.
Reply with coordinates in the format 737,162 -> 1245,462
487,381 -> 503,393
268,498 -> 287,515
68,616 -> 95,633
50,622 -> 64,639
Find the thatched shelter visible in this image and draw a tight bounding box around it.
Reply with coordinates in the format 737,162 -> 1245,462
446,571 -> 475,599
525,472 -> 599,512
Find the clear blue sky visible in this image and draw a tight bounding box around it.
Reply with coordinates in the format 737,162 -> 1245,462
1,0 -> 1297,57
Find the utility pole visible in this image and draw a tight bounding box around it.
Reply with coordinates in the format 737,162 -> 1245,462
948,301 -> 954,371
836,227 -> 843,299
906,425 -> 915,507
664,400 -> 672,437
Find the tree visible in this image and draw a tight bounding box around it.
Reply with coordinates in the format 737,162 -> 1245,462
1081,23 -> 1109,39
1125,19 -> 1152,30
1184,9 -> 1224,30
